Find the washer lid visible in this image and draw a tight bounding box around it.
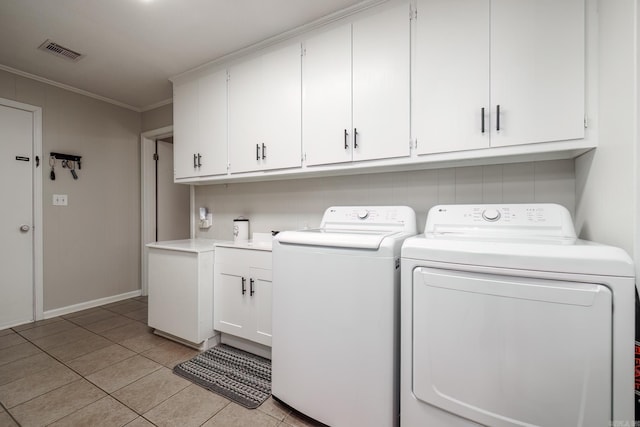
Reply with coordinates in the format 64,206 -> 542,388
276,229 -> 400,250
402,235 -> 634,277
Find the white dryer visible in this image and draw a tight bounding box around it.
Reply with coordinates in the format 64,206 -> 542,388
401,204 -> 635,427
272,206 -> 417,427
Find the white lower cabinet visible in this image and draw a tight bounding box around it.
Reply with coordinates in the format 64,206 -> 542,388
147,240 -> 216,346
214,246 -> 272,347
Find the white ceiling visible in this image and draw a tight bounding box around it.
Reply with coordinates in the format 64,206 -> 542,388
0,0 -> 370,111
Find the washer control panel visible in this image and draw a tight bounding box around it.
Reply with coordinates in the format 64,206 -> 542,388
425,204 -> 576,239
321,206 -> 417,233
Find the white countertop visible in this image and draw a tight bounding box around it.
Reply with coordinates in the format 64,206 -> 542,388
146,239 -> 228,253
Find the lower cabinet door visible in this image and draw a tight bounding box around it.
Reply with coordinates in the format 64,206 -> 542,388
250,267 -> 272,346
214,263 -> 251,337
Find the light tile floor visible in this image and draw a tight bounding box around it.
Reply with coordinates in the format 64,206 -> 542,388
0,297 -> 322,427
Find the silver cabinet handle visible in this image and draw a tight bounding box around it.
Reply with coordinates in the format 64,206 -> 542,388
20,225 -> 30,232
262,143 -> 266,160
241,277 -> 247,295
496,105 -> 501,132
250,278 -> 255,296
256,144 -> 260,161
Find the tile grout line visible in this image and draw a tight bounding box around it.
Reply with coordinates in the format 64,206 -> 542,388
2,303 -> 152,424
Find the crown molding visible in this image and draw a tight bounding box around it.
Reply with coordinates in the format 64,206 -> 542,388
0,63 -> 143,112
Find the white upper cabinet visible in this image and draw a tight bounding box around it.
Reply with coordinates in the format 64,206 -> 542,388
490,0 -> 585,147
173,78 -> 199,179
413,0 -> 490,154
303,24 -> 353,167
173,69 -> 228,179
413,0 -> 585,154
352,3 -> 410,161
228,43 -> 302,174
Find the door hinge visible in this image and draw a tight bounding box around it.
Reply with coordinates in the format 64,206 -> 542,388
410,5 -> 417,20
301,47 -> 306,57
226,72 -> 231,82
584,116 -> 588,129
153,153 -> 159,161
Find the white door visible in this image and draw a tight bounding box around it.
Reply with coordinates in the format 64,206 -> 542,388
260,43 -> 302,172
214,263 -> 250,336
250,267 -> 272,346
490,0 -> 584,147
414,0 -> 490,154
197,70 -> 228,177
173,79 -> 200,179
0,104 -> 34,328
352,3 -> 410,161
228,55 -> 265,174
303,23 -> 353,166
156,140 -> 190,241
412,267 -> 612,426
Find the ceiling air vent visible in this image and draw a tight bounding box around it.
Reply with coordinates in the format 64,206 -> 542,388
38,39 -> 83,62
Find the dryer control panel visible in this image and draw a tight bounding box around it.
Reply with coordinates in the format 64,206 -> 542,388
425,204 -> 576,240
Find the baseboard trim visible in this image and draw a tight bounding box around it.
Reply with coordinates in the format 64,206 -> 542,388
43,290 -> 142,319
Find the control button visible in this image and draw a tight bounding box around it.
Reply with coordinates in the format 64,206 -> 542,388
482,208 -> 501,222
357,209 -> 369,220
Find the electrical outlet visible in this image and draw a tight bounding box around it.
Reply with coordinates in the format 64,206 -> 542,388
53,194 -> 68,206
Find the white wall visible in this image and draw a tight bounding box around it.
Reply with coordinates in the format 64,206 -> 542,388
0,69 -> 142,311
194,159 -> 575,239
575,0 -> 637,259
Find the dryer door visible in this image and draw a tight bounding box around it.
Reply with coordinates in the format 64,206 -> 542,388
412,267 -> 612,427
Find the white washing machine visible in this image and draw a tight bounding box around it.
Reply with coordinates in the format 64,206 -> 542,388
401,204 -> 635,427
272,206 -> 417,427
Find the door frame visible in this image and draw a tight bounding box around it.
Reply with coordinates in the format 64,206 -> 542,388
140,125 -> 195,295
0,97 -> 43,322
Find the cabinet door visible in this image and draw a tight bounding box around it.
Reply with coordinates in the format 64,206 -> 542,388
303,24 -> 353,166
250,267 -> 272,347
228,44 -> 302,173
414,0 -> 490,155
214,263 -> 251,337
173,79 -> 200,179
148,249 -> 199,343
490,0 -> 584,147
260,43 -> 302,171
352,3 -> 410,161
197,70 -> 228,176
228,56 -> 264,174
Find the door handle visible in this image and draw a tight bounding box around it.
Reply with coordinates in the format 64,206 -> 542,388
354,128 -> 358,148
481,107 -> 485,133
241,277 -> 247,295
19,225 -> 30,232
496,105 -> 501,132
197,153 -> 202,168
262,143 -> 266,160
344,129 -> 348,149
250,278 -> 255,296
256,144 -> 260,161
193,153 -> 197,168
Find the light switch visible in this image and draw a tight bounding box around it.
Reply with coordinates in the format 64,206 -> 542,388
53,194 -> 68,206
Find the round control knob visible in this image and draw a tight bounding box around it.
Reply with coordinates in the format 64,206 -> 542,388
357,209 -> 369,220
482,208 -> 501,222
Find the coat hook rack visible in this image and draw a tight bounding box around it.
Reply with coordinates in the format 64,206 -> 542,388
50,152 -> 82,180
